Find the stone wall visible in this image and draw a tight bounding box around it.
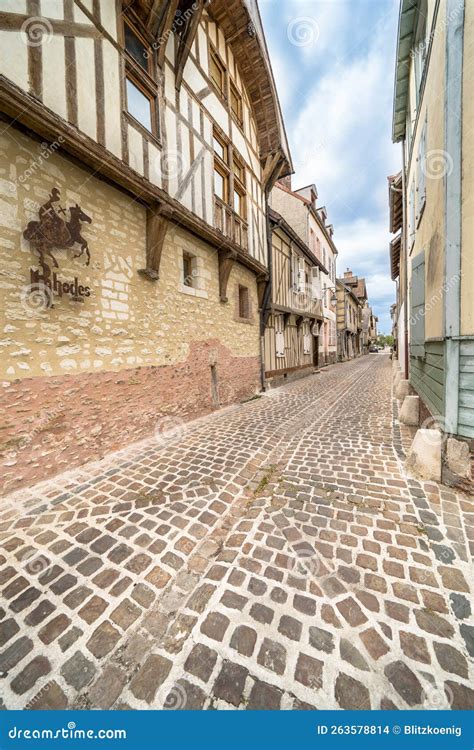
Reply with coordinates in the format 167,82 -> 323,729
0,127 -> 261,493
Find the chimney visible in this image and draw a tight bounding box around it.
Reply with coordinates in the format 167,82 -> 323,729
344,268 -> 353,278
277,175 -> 292,190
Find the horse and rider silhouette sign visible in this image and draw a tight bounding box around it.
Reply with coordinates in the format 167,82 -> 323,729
22,188 -> 92,308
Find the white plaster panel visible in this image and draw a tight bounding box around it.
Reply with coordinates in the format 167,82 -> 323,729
102,41 -> 122,158
0,31 -> 28,92
76,37 -> 97,140
42,35 -> 67,120
127,124 -> 144,175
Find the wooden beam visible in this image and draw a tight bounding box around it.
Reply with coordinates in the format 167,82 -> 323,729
155,0 -> 179,66
138,205 -> 170,280
218,249 -> 237,303
0,76 -> 267,280
174,0 -> 205,89
256,273 -> 267,309
0,11 -> 101,37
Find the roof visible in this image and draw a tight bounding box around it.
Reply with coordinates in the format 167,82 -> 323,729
208,0 -> 293,176
390,233 -> 402,280
392,0 -> 419,142
355,278 -> 367,300
388,172 -> 403,232
268,207 -> 328,273
336,278 -> 360,306
273,184 -> 338,255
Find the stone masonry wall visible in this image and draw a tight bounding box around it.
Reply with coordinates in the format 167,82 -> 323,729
0,127 -> 261,492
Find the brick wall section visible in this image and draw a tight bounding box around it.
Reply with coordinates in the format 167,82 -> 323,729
0,339 -> 260,493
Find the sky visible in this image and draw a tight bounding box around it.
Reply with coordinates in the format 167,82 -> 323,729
259,0 -> 401,334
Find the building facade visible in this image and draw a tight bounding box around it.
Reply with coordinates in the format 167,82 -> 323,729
262,208 -> 325,386
0,0 -> 292,492
336,278 -> 361,361
271,181 -> 338,366
391,0 -> 474,445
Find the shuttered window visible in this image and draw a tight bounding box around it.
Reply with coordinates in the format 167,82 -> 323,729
417,119 -> 427,220
410,250 -> 425,357
311,266 -> 320,299
275,315 -> 285,358
409,180 -> 415,250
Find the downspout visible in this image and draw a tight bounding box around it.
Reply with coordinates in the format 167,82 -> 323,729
444,0 -> 464,435
401,139 -> 409,380
259,191 -> 275,392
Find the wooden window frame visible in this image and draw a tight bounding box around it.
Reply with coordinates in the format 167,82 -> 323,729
230,80 -> 243,128
121,16 -> 160,142
209,46 -> 226,99
238,285 -> 250,319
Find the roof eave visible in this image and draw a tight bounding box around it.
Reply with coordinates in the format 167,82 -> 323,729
392,0 -> 419,143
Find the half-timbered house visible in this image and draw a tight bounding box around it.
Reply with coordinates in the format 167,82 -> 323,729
0,0 -> 292,492
262,208 -> 326,386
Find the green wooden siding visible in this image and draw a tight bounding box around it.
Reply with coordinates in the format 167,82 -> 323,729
459,339 -> 474,438
410,341 -> 444,419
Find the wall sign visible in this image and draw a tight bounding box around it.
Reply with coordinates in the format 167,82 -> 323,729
22,188 -> 93,307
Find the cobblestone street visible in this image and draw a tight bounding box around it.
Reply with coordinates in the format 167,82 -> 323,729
0,354 -> 472,711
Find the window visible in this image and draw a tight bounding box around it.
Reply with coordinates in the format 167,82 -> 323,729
124,22 -> 148,71
123,19 -> 158,138
311,266 -> 320,299
275,315 -> 285,358
233,154 -> 246,218
230,82 -> 243,126
210,48 -> 226,96
409,180 -> 416,250
238,285 -> 250,318
410,251 -> 425,357
213,130 -> 246,218
413,0 -> 428,106
126,78 -> 153,132
182,252 -> 195,287
417,118 -> 427,221
213,131 -> 229,202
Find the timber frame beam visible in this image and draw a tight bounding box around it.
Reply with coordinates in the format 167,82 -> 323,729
0,76 -> 267,282
138,204 -> 171,280
175,0 -> 206,89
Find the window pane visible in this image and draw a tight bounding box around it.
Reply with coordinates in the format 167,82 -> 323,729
214,169 -> 225,199
210,54 -> 224,93
213,136 -> 225,161
233,189 -> 241,216
126,78 -> 152,132
125,24 -> 148,70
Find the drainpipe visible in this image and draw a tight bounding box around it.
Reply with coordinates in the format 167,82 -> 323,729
444,0 -> 464,435
259,193 -> 275,392
401,139 -> 409,381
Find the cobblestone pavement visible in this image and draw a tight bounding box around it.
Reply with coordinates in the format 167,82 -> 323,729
0,354 -> 473,711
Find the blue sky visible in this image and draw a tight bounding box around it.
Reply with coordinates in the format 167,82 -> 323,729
259,0 -> 401,334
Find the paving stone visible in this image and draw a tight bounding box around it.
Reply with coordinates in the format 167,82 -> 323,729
459,623 -> 474,657
78,596 -> 108,624
0,618 -> 20,647
58,626 -> 83,653
445,681 -> 474,710
0,636 -> 33,672
200,612 -> 230,642
230,625 -> 257,657
414,610 -> 454,638
164,679 -> 206,709
88,665 -> 127,709
257,638 -> 286,676
184,643 -> 218,682
336,597 -> 367,626
131,583 -> 155,608
145,567 -> 171,589
293,594 -> 316,616
27,680 -> 68,710
130,654 -> 172,703
278,615 -> 302,641
110,599 -> 141,630
248,680 -> 283,710
11,656 -> 51,695
39,614 -> 71,645
249,603 -> 274,624
61,651 -> 96,691
359,628 -> 389,660
309,626 -> 334,654
384,661 -> 423,706
449,593 -> 470,620
212,661 -> 248,706
335,673 -> 371,709
438,566 -> 469,593
87,621 -> 121,658
399,631 -> 431,664
221,590 -> 248,611
340,639 -> 369,671
9,587 -> 41,613
433,643 -> 468,678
